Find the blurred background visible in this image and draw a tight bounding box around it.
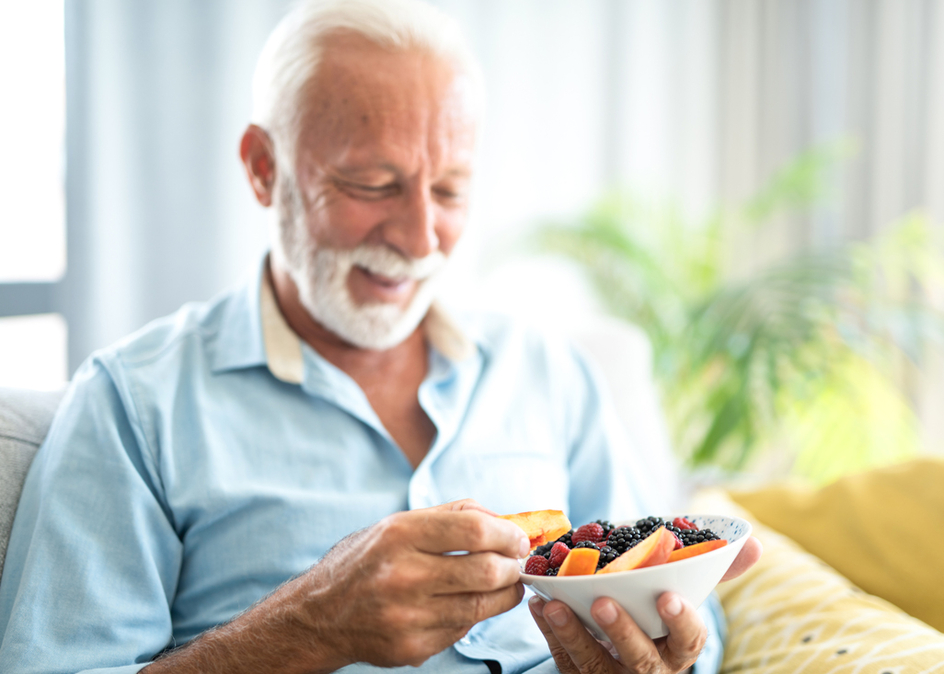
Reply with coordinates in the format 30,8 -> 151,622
3,0 -> 944,483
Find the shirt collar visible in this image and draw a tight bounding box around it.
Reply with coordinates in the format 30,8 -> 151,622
211,256 -> 478,383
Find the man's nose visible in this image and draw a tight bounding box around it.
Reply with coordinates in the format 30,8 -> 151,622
384,184 -> 440,259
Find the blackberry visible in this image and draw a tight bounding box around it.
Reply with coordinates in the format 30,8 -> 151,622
555,530 -> 574,548
546,567 -> 559,576
664,523 -> 720,547
665,523 -> 685,540
681,528 -> 720,547
596,545 -> 618,569
606,526 -> 647,555
594,519 -> 615,537
573,540 -> 599,550
534,541 -> 554,558
635,516 -> 665,533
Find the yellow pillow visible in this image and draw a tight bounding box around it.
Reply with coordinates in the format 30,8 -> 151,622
728,457 -> 944,633
692,489 -> 944,673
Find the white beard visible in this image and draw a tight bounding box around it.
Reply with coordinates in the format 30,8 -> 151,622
271,174 -> 447,351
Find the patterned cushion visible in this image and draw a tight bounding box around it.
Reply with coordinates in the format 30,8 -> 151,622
729,458 -> 944,633
0,387 -> 63,580
692,489 -> 944,673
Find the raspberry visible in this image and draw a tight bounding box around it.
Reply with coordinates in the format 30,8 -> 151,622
524,555 -> 550,576
548,541 -> 570,568
572,523 -> 605,545
672,517 -> 698,531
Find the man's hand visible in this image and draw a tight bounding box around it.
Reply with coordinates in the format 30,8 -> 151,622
145,499 -> 529,674
527,536 -> 763,674
305,499 -> 529,668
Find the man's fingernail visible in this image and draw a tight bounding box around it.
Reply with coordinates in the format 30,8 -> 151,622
665,595 -> 683,616
546,605 -> 568,627
529,595 -> 544,613
518,538 -> 531,558
594,600 -> 618,625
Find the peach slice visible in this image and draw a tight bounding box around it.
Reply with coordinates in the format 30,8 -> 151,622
499,510 -> 572,552
558,547 -> 600,576
667,539 -> 727,563
596,526 -> 676,575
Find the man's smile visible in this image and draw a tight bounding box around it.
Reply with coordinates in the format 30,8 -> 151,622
352,265 -> 417,302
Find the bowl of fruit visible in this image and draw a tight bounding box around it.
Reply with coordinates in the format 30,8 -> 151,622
500,510 -> 752,639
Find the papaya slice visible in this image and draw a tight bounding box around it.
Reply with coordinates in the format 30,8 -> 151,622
596,526 -> 676,574
499,510 -> 572,552
558,547 -> 600,576
667,539 -> 727,563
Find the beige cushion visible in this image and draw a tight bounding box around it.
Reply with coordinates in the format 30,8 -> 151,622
0,387 -> 63,580
693,489 -> 944,673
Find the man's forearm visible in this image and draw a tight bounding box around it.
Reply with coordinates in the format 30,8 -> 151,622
142,575 -> 345,674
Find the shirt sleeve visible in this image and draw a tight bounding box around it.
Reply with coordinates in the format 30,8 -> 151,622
560,346 -> 727,674
0,356 -> 182,673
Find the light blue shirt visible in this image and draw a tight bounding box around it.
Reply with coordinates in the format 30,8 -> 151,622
0,260 -> 724,673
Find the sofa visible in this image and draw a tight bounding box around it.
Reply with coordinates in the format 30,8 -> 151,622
0,387 -> 63,581
3,331 -> 944,672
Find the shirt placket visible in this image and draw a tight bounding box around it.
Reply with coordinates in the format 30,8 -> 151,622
412,347 -> 485,509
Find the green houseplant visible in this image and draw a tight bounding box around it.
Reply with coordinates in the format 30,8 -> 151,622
537,148 -> 944,483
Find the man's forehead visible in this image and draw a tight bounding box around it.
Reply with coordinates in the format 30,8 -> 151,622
305,32 -> 478,128
292,33 -> 478,171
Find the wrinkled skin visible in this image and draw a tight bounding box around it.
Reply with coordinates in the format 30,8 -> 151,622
146,500 -> 529,673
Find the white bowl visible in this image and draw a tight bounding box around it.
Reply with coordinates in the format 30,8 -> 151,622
521,515 -> 751,639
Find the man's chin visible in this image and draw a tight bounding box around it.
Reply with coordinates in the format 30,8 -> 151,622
310,298 -> 434,351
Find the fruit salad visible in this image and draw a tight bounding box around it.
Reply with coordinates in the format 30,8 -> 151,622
506,513 -> 727,578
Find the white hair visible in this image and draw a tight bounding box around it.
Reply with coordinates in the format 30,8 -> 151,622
251,0 -> 484,150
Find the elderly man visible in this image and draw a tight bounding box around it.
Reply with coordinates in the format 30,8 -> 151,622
0,1 -> 758,673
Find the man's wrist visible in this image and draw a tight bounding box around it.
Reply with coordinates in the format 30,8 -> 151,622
142,571 -> 348,674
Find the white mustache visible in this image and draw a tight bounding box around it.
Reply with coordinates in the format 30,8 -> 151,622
346,245 -> 446,281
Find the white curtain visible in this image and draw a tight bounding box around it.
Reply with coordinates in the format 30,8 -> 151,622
65,0 -> 944,371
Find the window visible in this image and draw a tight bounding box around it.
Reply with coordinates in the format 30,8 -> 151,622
0,0 -> 67,389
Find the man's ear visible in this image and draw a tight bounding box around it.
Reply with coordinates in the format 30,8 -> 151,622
239,124 -> 278,207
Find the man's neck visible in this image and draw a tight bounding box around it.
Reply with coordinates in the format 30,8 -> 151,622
268,260 -> 435,468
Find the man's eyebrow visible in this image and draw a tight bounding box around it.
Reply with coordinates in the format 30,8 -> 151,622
331,163 -> 398,179
335,160 -> 394,171
440,167 -> 472,178
332,161 -> 472,179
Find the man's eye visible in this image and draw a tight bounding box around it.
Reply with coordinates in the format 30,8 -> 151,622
342,181 -> 398,199
434,186 -> 465,203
